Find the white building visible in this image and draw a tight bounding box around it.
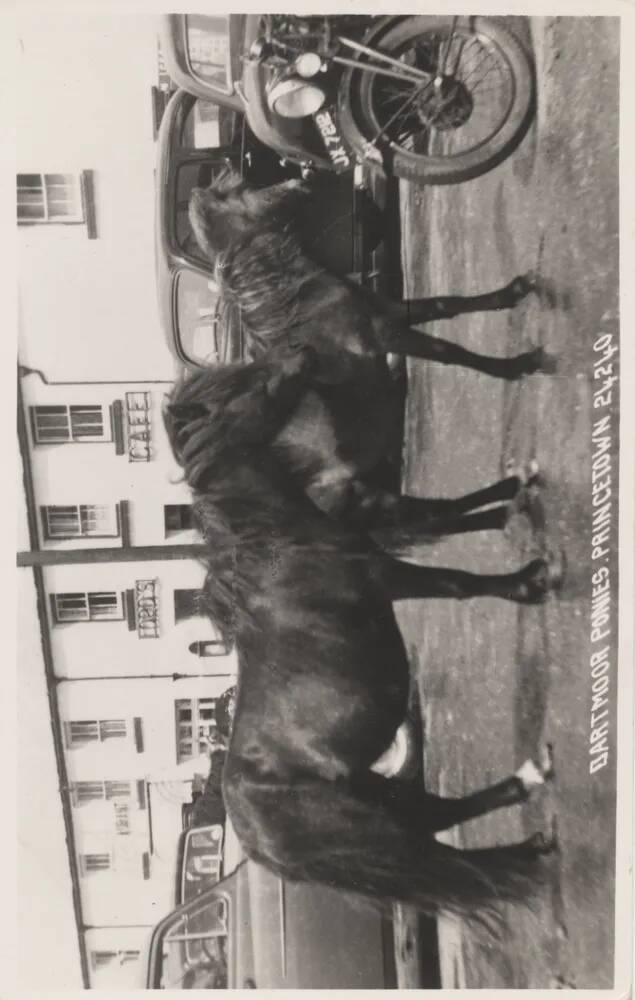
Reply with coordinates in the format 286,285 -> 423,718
16,13 -> 235,990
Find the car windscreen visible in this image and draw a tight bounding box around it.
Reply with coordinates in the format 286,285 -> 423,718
174,270 -> 241,367
154,893 -> 230,988
184,15 -> 232,94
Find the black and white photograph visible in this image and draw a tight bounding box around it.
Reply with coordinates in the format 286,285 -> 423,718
10,5 -> 632,993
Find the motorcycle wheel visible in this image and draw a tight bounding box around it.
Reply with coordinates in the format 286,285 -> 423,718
339,16 -> 535,185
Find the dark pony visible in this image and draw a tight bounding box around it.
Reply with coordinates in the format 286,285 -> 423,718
164,347 -> 562,924
187,170 -> 551,534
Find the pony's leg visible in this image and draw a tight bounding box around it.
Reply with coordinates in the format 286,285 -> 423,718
385,327 -> 547,380
422,749 -> 554,832
375,463 -> 539,524
355,275 -> 535,323
393,274 -> 537,324
348,464 -> 538,533
350,493 -> 509,536
377,554 -> 564,603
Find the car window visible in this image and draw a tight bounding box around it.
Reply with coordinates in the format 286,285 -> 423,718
158,894 -> 229,989
175,162 -> 230,263
184,15 -> 231,94
182,100 -> 222,150
175,270 -> 222,365
174,270 -> 242,367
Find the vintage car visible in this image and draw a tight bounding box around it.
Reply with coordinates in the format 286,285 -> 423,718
148,832 -> 403,989
155,85 -> 392,370
148,692 -> 427,989
159,14 -> 537,187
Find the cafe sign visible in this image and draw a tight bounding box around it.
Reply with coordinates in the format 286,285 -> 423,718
126,391 -> 152,462
136,579 -> 160,638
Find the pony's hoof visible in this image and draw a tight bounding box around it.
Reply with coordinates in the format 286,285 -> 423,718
545,548 -> 567,593
534,347 -> 559,375
507,272 -> 539,304
525,829 -> 557,855
506,458 -> 540,489
517,346 -> 558,376
515,553 -> 566,603
514,558 -> 550,603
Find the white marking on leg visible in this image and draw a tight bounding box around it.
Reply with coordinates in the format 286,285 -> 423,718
371,725 -> 409,778
516,758 -> 545,791
508,458 -> 540,485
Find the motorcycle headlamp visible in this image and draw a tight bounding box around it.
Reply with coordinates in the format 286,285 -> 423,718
267,76 -> 326,118
294,51 -> 323,78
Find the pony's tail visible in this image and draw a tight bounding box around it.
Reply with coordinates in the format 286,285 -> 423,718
229,770 -> 551,929
298,834 -> 549,931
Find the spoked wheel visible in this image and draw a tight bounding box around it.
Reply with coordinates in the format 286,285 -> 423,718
339,16 -> 535,184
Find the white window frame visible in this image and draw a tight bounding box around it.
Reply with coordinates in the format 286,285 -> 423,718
91,950 -> 140,970
72,780 -> 132,805
175,697 -> 218,762
164,503 -> 194,537
65,719 -> 128,747
17,173 -> 84,223
52,590 -> 124,623
31,403 -> 109,444
80,852 -> 112,875
42,503 -> 120,539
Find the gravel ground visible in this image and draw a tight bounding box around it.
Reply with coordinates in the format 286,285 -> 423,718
395,15 -> 619,989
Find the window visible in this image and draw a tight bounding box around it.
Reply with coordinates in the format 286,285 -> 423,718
72,780 -> 132,805
17,173 -> 83,223
91,950 -> 141,970
174,589 -> 203,623
184,15 -> 231,92
31,404 -> 107,443
175,697 -> 218,762
81,852 -> 112,874
188,639 -> 230,657
182,99 -> 222,149
51,591 -> 124,623
164,504 -> 193,536
17,171 -> 98,237
66,720 -> 127,746
41,503 -> 119,539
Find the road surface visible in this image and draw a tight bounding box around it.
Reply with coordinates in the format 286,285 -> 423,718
396,15 -> 619,989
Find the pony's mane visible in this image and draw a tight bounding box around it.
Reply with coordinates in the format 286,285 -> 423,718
189,170 -> 323,352
163,360 -> 355,642
164,360 -> 270,490
216,226 -> 321,350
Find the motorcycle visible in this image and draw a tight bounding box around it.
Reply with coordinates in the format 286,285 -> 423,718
244,14 -> 536,185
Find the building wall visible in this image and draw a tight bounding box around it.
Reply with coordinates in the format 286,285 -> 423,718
16,12 -> 232,989
84,927 -> 152,989
20,376 -> 195,551
58,674 -> 235,929
17,12 -> 175,383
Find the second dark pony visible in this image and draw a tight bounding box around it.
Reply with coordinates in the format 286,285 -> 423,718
164,345 -> 562,925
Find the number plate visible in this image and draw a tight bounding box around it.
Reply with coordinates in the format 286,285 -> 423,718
313,107 -> 352,172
